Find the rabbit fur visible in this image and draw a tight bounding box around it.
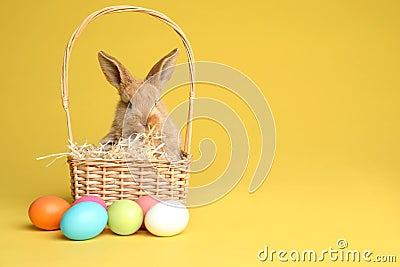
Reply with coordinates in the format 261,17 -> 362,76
98,48 -> 183,161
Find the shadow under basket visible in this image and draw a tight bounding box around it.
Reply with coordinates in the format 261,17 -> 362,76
68,156 -> 190,206
61,6 -> 196,206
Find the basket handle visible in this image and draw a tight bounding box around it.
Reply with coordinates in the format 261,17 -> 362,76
61,5 -> 195,155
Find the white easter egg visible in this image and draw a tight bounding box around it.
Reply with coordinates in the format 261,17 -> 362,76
144,200 -> 189,237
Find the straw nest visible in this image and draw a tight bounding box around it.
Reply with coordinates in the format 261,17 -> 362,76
69,128 -> 172,161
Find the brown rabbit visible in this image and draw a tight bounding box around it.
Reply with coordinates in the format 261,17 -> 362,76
98,48 -> 183,160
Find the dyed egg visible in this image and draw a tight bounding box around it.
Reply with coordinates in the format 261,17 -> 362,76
135,196 -> 160,228
107,200 -> 143,235
28,196 -> 71,230
145,200 -> 189,237
73,195 -> 107,210
60,202 -> 108,241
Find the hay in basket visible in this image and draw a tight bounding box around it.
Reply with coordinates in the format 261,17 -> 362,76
60,6 -> 195,206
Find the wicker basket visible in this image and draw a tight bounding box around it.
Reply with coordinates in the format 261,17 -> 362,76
61,6 -> 195,206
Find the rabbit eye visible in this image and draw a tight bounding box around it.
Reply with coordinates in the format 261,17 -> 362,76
128,102 -> 133,109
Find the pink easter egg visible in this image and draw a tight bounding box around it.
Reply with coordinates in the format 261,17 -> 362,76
73,195 -> 107,210
135,196 -> 161,228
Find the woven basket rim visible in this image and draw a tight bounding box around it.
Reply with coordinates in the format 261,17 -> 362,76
68,155 -> 191,164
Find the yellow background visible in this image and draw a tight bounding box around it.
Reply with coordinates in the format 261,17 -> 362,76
0,0 -> 399,266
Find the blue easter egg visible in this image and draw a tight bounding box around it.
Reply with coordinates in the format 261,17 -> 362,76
60,202 -> 108,241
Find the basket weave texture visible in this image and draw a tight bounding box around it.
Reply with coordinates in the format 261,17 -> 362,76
62,6 -> 195,206
68,158 -> 190,205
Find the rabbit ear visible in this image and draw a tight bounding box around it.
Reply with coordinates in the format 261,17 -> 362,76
146,48 -> 179,89
98,51 -> 135,92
